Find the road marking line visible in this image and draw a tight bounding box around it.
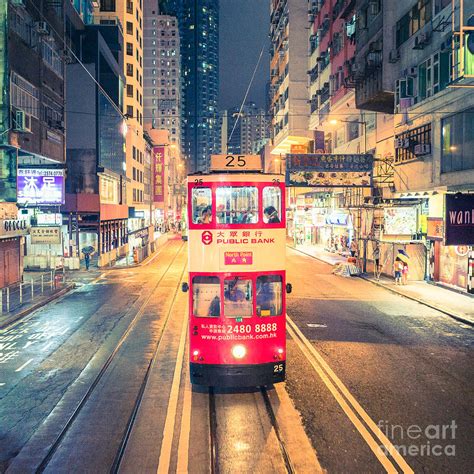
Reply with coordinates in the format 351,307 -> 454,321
15,358 -> 34,372
157,302 -> 188,474
287,316 -> 414,474
307,323 -> 327,328
43,341 -> 54,352
176,367 -> 192,474
0,383 -> 5,386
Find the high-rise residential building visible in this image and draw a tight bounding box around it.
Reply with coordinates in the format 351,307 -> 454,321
95,0 -> 147,224
1,0 -> 67,286
221,103 -> 270,155
158,0 -> 220,172
270,0 -> 311,158
64,19 -> 128,268
143,9 -> 181,152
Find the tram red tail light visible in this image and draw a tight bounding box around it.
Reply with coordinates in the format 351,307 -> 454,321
192,350 -> 201,361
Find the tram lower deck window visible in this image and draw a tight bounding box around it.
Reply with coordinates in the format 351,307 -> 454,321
192,276 -> 220,317
256,275 -> 282,317
216,187 -> 258,224
224,277 -> 253,318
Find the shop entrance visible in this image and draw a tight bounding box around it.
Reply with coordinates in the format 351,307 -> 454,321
0,239 -> 20,288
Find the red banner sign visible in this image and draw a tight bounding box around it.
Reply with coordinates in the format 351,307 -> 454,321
153,146 -> 165,203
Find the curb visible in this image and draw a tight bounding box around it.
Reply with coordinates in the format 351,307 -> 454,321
0,284 -> 75,330
289,245 -> 474,327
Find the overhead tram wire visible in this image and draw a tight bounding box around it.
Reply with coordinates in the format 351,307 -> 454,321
27,1 -> 126,120
11,104 -> 473,120
227,42 -> 266,151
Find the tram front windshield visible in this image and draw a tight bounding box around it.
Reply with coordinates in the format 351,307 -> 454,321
216,187 -> 258,225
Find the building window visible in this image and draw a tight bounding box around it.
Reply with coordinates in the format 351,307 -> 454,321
126,63 -> 133,77
42,40 -> 63,78
418,50 -> 451,100
10,72 -> 39,119
127,105 -> 133,118
126,42 -> 133,56
126,0 -> 133,14
126,84 -> 133,97
395,124 -> 432,164
441,108 -> 474,173
100,0 -> 116,11
126,21 -> 133,34
396,0 -> 432,48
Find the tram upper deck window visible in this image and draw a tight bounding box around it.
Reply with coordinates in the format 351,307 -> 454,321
216,187 -> 258,225
192,188 -> 212,224
192,276 -> 221,317
224,277 -> 253,318
262,187 -> 281,224
256,275 -> 282,317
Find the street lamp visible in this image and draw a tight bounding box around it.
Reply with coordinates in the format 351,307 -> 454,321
329,118 -> 367,153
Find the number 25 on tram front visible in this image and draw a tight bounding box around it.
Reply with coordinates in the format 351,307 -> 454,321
182,155 -> 292,387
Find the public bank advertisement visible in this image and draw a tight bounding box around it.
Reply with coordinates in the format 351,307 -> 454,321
17,169 -> 64,205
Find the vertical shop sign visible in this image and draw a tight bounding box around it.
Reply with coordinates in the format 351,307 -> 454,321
153,146 -> 165,203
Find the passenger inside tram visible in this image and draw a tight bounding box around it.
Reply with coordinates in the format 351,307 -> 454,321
224,278 -> 253,317
263,206 -> 280,224
199,205 -> 212,224
256,275 -> 282,316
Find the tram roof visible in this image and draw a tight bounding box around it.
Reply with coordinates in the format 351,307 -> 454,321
187,172 -> 284,182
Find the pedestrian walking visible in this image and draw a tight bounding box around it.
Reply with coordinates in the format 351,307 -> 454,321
84,253 -> 90,271
402,261 -> 409,285
373,244 -> 381,279
393,258 -> 403,285
350,239 -> 357,257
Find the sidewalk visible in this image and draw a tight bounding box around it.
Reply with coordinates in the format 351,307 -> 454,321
0,272 -> 76,329
290,244 -> 474,326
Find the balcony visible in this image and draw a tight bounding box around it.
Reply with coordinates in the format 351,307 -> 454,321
355,66 -> 394,113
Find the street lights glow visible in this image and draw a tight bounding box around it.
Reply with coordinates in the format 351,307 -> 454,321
329,119 -> 338,125
121,120 -> 128,137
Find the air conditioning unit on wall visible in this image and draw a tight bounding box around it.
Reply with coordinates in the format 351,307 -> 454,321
414,144 -> 431,155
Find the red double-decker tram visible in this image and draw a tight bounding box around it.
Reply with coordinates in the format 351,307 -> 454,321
182,155 -> 291,387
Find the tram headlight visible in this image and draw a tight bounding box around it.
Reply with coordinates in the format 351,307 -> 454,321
231,344 -> 246,359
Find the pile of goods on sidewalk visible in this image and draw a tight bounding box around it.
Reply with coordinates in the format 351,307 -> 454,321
332,257 -> 360,277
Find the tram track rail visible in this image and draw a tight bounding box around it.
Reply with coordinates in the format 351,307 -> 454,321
35,241 -> 186,473
208,385 -> 296,474
111,258 -> 188,473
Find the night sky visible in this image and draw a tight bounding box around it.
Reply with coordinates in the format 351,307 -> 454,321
219,0 -> 270,111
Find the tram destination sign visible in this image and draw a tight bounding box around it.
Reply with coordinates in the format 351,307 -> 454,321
286,153 -> 373,188
210,154 -> 263,172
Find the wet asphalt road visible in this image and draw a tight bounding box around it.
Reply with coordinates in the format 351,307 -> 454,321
0,240 -> 472,473
285,247 -> 474,473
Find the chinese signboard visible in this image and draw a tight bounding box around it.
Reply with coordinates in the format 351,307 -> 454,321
37,213 -> 62,226
30,226 -> 61,244
445,193 -> 474,245
17,169 -> 64,205
384,207 -> 417,235
153,146 -> 165,203
427,217 -> 444,241
286,154 -> 373,187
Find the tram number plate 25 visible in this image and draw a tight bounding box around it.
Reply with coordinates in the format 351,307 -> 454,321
273,363 -> 284,373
